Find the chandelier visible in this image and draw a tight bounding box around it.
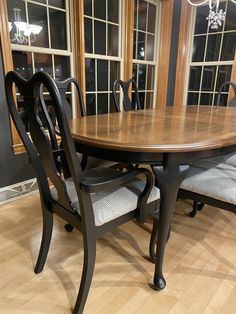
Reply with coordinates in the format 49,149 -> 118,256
9,8 -> 42,44
187,0 -> 226,29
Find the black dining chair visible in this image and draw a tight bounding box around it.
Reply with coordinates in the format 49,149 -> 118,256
5,70 -> 160,314
112,79 -> 141,112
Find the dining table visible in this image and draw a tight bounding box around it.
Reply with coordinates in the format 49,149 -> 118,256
69,105 -> 236,291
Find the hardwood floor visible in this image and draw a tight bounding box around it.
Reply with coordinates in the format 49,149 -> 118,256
0,194 -> 236,313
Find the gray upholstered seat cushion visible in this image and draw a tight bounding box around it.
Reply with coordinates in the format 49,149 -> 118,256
180,160 -> 236,204
209,152 -> 236,168
51,167 -> 160,226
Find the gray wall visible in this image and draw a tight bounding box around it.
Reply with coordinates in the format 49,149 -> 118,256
0,49 -> 34,188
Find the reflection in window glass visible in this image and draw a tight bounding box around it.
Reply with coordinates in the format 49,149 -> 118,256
34,53 -> 53,76
12,51 -> 33,79
108,24 -> 119,56
54,56 -> 70,80
49,9 -> 67,50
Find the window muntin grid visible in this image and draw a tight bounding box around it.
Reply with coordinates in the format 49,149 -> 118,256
84,0 -> 121,114
132,0 -> 160,109
187,0 -> 236,106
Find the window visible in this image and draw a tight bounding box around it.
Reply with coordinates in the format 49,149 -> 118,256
187,0 -> 236,106
132,0 -> 160,109
7,0 -> 72,131
84,0 -> 121,115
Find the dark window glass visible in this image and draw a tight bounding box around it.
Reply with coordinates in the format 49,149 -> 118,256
94,21 -> 106,55
12,51 -> 33,79
224,0 -> 235,31
97,93 -> 108,114
108,0 -> 119,23
28,3 -> 49,48
147,3 -> 156,33
49,9 -> 67,50
189,66 -> 202,91
138,0 -> 147,31
132,63 -> 138,83
97,60 -> 108,91
84,18 -> 93,53
133,31 -> 137,59
194,5 -> 208,34
221,32 -> 236,61
134,0 -> 138,29
187,93 -> 199,105
146,92 -> 154,108
215,93 -> 228,106
147,65 -> 155,90
48,0 -> 65,8
110,61 -> 120,90
108,24 -> 119,56
216,65 -> 232,91
54,55 -> 70,80
86,93 -> 96,115
139,92 -> 145,109
137,31 -> 145,60
200,93 -> 213,105
192,36 -> 206,62
85,58 -> 95,91
209,1 -> 226,33
205,33 -> 222,61
94,0 -> 106,20
34,53 -> 53,76
138,64 -> 147,90
84,0 -> 92,16
7,0 -> 27,46
146,34 -> 155,61
201,66 -> 216,91
110,93 -> 118,112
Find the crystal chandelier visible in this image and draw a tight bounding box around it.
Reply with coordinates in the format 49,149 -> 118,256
9,8 -> 42,44
187,0 -> 226,29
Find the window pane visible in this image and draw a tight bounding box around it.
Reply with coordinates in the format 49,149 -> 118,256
205,33 -> 222,61
48,0 -> 65,8
138,0 -> 147,31
147,65 -> 155,90
216,65 -> 232,91
201,66 -> 216,91
139,92 -> 145,109
86,94 -> 96,115
146,34 -> 155,61
84,0 -> 92,16
215,93 -> 228,106
7,0 -> 27,46
28,3 -> 49,48
146,92 -> 154,108
192,36 -> 206,62
221,32 -> 236,61
147,3 -> 156,33
134,0 -> 138,29
110,93 -> 118,112
224,0 -> 236,31
54,55 -> 70,80
110,61 -> 120,90
194,5 -> 208,34
50,9 -> 67,50
97,60 -> 108,91
187,93 -> 199,105
84,18 -> 93,53
12,51 -> 33,79
108,0 -> 119,23
97,93 -> 108,114
137,31 -> 145,60
85,58 -> 95,91
94,0 -> 106,20
138,64 -> 147,90
94,21 -> 106,55
132,63 -> 138,83
200,93 -> 213,105
34,53 -> 53,76
108,24 -> 119,56
133,31 -> 137,59
189,66 -> 202,91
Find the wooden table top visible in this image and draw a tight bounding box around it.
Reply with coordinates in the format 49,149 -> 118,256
69,106 -> 236,153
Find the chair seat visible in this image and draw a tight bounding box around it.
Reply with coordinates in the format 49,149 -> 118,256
180,160 -> 236,205
51,167 -> 160,226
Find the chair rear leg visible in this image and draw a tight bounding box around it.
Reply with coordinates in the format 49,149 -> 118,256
34,208 -> 53,274
73,237 -> 96,314
189,201 -> 205,217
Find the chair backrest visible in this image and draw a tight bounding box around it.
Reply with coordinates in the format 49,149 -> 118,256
112,79 -> 141,112
5,71 -> 94,226
216,81 -> 236,107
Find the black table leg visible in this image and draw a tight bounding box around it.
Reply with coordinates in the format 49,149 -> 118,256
152,155 -> 189,290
